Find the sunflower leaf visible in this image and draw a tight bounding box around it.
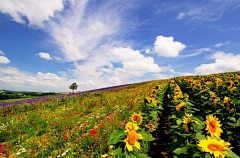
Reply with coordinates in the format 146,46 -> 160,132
227,150 -> 240,158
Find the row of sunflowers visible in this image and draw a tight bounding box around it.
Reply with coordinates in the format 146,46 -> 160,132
102,82 -> 169,157
167,72 -> 240,158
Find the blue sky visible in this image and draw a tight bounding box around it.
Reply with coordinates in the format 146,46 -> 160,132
0,0 -> 240,92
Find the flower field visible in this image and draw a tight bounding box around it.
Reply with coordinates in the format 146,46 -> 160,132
0,72 -> 240,158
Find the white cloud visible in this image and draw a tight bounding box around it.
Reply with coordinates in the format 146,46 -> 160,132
37,52 -> 53,60
0,66 -> 83,92
111,47 -> 161,76
214,41 -> 230,48
0,50 -> 5,55
53,56 -> 61,61
152,36 -> 186,57
0,56 -> 10,64
194,51 -> 240,75
176,13 -> 186,20
180,48 -> 210,58
48,0 -> 120,61
145,49 -> 151,54
176,1 -> 240,23
0,0 -> 65,28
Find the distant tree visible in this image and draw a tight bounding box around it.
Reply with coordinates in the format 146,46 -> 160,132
69,82 -> 78,93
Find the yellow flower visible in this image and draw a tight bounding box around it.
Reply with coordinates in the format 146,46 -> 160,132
145,97 -> 151,103
109,145 -> 114,150
132,112 -> 142,125
216,78 -> 222,85
152,98 -> 157,106
230,87 -> 237,94
210,92 -> 217,98
125,122 -> 138,132
213,98 -> 220,107
223,96 -> 230,105
226,81 -> 234,88
101,154 -> 112,158
198,136 -> 232,158
124,129 -> 143,152
176,101 -> 186,111
205,115 -> 223,139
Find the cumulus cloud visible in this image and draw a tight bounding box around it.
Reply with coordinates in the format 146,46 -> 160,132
152,36 -> 186,57
111,47 -> 161,76
194,51 -> 240,75
0,0 -> 65,28
37,52 -> 53,60
0,56 -> 10,64
0,66 -> 83,92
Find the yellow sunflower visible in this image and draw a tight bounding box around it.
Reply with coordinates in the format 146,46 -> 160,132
213,98 -> 220,107
152,98 -> 157,106
198,136 -> 232,158
125,122 -> 138,132
210,92 -> 217,98
205,115 -> 223,139
132,112 -> 142,125
176,101 -> 186,111
223,96 -> 230,106
124,129 -> 143,152
230,87 -> 237,94
183,113 -> 198,133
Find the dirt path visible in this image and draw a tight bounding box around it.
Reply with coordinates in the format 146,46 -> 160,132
149,89 -> 174,158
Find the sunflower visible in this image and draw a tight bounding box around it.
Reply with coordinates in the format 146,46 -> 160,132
176,101 -> 186,112
213,98 -> 220,107
210,92 -> 217,98
216,78 -> 222,85
132,112 -> 142,125
125,122 -> 138,132
205,115 -> 223,139
124,129 -> 143,151
223,96 -> 230,106
230,87 -> 237,94
197,136 -> 232,158
151,98 -> 157,106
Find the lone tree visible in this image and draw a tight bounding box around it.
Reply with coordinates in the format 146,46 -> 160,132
69,82 -> 78,93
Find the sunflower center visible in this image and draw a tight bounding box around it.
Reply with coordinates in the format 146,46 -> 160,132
127,130 -> 138,145
207,144 -> 223,151
133,116 -> 140,122
209,122 -> 216,133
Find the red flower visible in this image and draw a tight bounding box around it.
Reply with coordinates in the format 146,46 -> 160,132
66,114 -> 69,118
109,112 -> 113,115
90,129 -> 97,135
80,113 -> 83,115
100,123 -> 104,129
148,123 -> 153,128
73,112 -> 78,115
106,116 -> 111,121
85,113 -> 88,115
63,135 -> 67,139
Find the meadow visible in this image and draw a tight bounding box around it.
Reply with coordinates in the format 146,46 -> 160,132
0,72 -> 240,158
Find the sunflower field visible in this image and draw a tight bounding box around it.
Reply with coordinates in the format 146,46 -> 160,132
0,71 -> 240,158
